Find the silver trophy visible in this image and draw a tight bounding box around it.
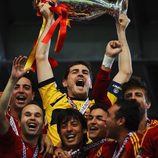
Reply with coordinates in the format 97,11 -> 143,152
57,0 -> 128,21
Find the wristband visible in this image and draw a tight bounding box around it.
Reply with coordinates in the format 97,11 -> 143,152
102,54 -> 115,69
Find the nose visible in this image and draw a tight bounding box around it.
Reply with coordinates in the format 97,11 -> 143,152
90,117 -> 97,124
67,123 -> 73,131
77,70 -> 84,76
18,86 -> 25,93
130,94 -> 136,99
30,114 -> 36,120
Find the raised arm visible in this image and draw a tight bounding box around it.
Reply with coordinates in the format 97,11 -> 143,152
93,14 -> 132,104
35,1 -> 55,83
113,13 -> 132,83
0,56 -> 29,135
93,40 -> 122,103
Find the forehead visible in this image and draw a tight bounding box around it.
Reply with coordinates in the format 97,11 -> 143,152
62,117 -> 80,123
90,108 -> 107,116
124,87 -> 145,95
16,77 -> 32,85
22,104 -> 42,114
69,64 -> 89,71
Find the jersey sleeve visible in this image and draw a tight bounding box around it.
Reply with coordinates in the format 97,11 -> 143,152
92,69 -> 111,103
38,77 -> 64,110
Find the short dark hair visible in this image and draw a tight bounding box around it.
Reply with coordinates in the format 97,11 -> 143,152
63,61 -> 92,80
90,102 -> 109,113
114,99 -> 141,132
23,71 -> 37,92
18,100 -> 45,121
57,108 -> 88,145
122,76 -> 150,103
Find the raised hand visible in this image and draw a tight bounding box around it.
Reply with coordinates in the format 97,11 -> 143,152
105,40 -> 122,58
10,56 -> 31,81
37,0 -> 54,20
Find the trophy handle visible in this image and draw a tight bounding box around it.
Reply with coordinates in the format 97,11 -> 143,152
119,0 -> 128,14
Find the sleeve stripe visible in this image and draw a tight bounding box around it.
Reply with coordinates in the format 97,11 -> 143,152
38,77 -> 55,88
130,133 -> 141,156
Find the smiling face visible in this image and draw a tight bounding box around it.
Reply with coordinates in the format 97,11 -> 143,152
10,77 -> 35,110
59,117 -> 84,150
62,64 -> 92,99
87,108 -> 107,142
20,104 -> 44,138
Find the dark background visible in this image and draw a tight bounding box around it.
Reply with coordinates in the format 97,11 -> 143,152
0,0 -> 158,117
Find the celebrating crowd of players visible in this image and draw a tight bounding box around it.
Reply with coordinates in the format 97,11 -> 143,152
0,1 -> 158,158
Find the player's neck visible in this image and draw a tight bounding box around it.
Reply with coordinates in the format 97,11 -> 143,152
21,134 -> 39,147
68,91 -> 88,100
117,129 -> 129,147
138,114 -> 148,134
10,106 -> 20,120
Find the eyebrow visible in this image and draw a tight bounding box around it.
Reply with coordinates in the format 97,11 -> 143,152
23,84 -> 32,87
15,84 -> 32,87
70,68 -> 89,71
70,68 -> 79,71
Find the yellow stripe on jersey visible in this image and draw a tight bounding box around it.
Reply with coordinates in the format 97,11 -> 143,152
141,122 -> 158,146
107,92 -> 117,105
130,133 -> 141,156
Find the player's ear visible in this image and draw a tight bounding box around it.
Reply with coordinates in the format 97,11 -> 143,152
62,79 -> 68,88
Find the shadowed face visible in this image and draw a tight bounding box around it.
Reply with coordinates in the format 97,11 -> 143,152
105,105 -> 121,140
124,87 -> 150,110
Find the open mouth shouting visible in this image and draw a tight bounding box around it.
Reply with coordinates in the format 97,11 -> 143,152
27,122 -> 38,132
65,133 -> 76,142
16,95 -> 27,104
76,79 -> 85,87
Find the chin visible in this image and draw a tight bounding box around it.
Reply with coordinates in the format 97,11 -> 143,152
27,131 -> 37,136
16,104 -> 26,109
90,135 -> 98,140
77,92 -> 87,98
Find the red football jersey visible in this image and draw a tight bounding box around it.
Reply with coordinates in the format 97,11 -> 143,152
141,124 -> 158,157
87,140 -> 116,158
0,126 -> 43,158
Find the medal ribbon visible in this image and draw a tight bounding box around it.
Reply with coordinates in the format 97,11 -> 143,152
71,138 -> 107,156
146,118 -> 151,128
10,116 -> 19,136
22,141 -> 39,158
112,132 -> 133,158
68,97 -> 89,114
79,98 -> 89,115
